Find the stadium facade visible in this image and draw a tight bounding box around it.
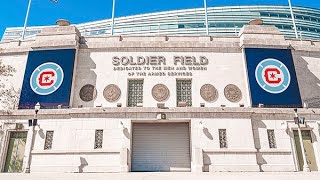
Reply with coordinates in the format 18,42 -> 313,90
2,5 -> 320,42
0,5 -> 320,174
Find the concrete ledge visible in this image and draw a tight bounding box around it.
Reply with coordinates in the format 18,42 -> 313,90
260,164 -> 296,172
209,165 -> 260,172
1,172 -> 320,180
30,165 -> 120,173
31,149 -> 120,155
203,149 -> 257,153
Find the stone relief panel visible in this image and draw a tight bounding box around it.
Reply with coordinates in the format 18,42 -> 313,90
224,84 -> 242,102
79,84 -> 97,102
152,84 -> 170,102
200,84 -> 218,102
103,84 -> 121,102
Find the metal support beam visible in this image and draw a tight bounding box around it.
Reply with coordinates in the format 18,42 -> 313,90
204,0 -> 209,35
111,0 -> 116,35
288,0 -> 299,39
21,0 -> 32,41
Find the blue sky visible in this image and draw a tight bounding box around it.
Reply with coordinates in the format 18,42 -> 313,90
1,0 -> 320,39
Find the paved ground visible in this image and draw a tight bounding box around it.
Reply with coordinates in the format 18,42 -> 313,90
0,172 -> 320,180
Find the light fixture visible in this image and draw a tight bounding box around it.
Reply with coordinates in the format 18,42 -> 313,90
26,102 -> 41,173
119,121 -> 125,129
280,121 -> 288,130
34,102 -> 40,114
199,121 -> 204,129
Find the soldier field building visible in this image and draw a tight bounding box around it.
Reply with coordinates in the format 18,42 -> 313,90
0,5 -> 320,174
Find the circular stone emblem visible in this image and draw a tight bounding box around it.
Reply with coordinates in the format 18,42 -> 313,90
103,84 -> 121,102
224,84 -> 242,102
255,58 -> 291,94
152,84 -> 170,102
200,84 -> 218,102
30,62 -> 64,95
79,84 -> 97,102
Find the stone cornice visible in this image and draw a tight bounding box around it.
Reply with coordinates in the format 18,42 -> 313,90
0,107 -> 319,120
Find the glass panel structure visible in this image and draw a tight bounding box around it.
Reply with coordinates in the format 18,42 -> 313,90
176,79 -> 192,107
128,80 -> 144,107
3,6 -> 320,41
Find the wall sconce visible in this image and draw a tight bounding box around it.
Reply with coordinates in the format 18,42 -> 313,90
199,121 -> 204,129
280,121 -> 288,130
119,121 -> 125,129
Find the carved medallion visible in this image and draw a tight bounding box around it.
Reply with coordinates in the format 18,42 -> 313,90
79,84 -> 97,102
152,84 -> 170,102
103,84 -> 121,102
224,84 -> 242,102
200,84 -> 218,102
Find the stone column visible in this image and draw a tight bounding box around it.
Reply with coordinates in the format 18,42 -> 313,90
239,24 -> 289,49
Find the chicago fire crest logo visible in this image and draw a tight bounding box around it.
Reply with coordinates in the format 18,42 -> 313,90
30,62 -> 64,95
255,58 -> 291,94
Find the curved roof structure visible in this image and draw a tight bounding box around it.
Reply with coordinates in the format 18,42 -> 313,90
2,5 -> 320,41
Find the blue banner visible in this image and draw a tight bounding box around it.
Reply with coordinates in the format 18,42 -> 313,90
19,49 -> 76,109
245,48 -> 302,107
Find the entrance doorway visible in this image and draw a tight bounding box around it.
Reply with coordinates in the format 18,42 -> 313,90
293,130 -> 318,171
131,123 -> 191,172
4,131 -> 28,173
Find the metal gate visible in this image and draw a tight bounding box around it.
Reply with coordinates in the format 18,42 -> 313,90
131,123 -> 191,172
